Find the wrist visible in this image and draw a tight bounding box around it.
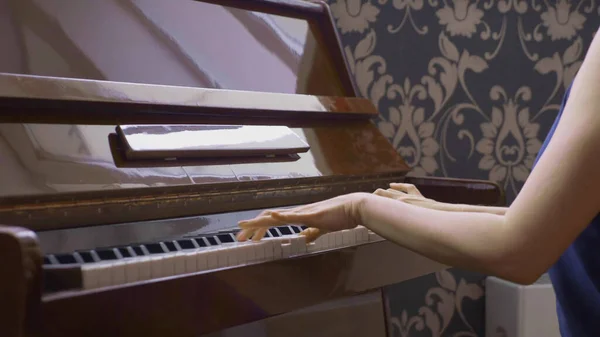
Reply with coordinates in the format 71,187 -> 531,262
354,193 -> 377,226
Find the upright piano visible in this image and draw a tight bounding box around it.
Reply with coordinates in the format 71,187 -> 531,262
0,1 -> 504,336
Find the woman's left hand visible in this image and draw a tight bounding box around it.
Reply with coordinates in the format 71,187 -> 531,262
374,183 -> 437,209
236,192 -> 368,243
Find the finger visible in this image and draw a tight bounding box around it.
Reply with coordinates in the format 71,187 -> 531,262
236,228 -> 254,241
300,227 -> 328,243
271,210 -> 323,227
238,215 -> 285,229
389,183 -> 423,196
251,228 -> 268,241
258,209 -> 274,217
373,188 -> 401,199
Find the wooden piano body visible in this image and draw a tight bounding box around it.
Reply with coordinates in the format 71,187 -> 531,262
0,1 -> 504,336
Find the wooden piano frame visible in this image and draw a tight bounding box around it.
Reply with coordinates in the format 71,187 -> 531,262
0,1 -> 505,336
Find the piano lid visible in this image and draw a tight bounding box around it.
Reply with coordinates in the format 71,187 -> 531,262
0,0 -> 409,230
0,0 -> 353,97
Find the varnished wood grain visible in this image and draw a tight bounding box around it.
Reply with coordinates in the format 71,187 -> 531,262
0,226 -> 42,337
41,240 -> 446,337
0,73 -> 376,125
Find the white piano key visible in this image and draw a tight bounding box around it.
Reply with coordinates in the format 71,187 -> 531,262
125,259 -> 140,283
333,231 -> 343,247
111,260 -> 127,286
162,253 -> 176,277
137,257 -> 152,281
206,249 -> 219,269
349,229 -> 357,245
185,251 -> 198,273
368,231 -> 383,242
262,241 -> 275,261
174,252 -> 186,275
235,244 -> 250,265
245,243 -> 257,263
355,226 -> 369,243
81,264 -> 100,289
319,233 -> 332,249
254,242 -> 265,261
196,249 -> 210,271
288,235 -> 306,255
342,230 -> 352,246
150,256 -> 164,278
281,243 -> 292,258
216,247 -> 228,268
272,240 -> 283,259
306,242 -> 319,253
96,262 -> 113,288
226,245 -> 240,266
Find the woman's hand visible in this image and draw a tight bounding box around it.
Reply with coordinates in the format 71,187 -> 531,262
373,183 -> 438,210
236,192 -> 368,243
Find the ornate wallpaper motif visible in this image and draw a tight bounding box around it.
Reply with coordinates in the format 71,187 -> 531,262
326,0 -> 599,336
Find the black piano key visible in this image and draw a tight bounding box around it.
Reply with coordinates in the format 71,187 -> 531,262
163,241 -> 178,252
290,226 -> 302,234
118,247 -> 132,258
216,233 -> 235,243
268,228 -> 282,237
278,226 -> 293,235
206,236 -> 218,246
54,254 -> 78,265
300,226 -> 308,230
177,239 -> 198,250
194,238 -> 208,247
43,256 -> 52,265
132,245 -> 146,256
144,243 -> 167,254
95,248 -> 120,261
77,251 -> 98,263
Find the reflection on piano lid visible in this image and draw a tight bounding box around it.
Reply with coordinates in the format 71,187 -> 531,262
116,124 -> 311,160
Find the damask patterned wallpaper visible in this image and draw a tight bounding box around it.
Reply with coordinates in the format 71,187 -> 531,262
325,0 -> 599,336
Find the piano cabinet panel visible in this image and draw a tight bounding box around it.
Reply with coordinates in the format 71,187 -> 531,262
200,291 -> 388,337
40,240 -> 445,337
0,122 -> 408,199
0,225 -> 43,337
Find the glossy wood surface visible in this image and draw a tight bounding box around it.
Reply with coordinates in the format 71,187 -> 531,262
0,73 -> 375,125
0,226 -> 42,337
40,240 -> 446,337
0,121 -> 409,231
0,0 -> 355,96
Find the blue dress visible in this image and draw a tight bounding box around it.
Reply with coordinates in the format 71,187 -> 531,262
533,85 -> 600,336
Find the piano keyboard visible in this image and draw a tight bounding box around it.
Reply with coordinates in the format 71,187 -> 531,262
43,225 -> 384,290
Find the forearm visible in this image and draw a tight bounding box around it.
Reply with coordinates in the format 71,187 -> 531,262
360,194 -> 531,283
429,201 -> 507,215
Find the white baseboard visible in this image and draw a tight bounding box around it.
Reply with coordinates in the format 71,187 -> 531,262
485,274 -> 560,337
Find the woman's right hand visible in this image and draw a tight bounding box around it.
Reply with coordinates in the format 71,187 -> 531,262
374,183 -> 439,210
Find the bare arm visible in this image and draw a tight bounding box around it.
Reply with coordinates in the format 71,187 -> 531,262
373,183 -> 507,215
373,188 -> 508,215
239,34 -> 600,286
360,36 -> 600,284
438,203 -> 506,215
